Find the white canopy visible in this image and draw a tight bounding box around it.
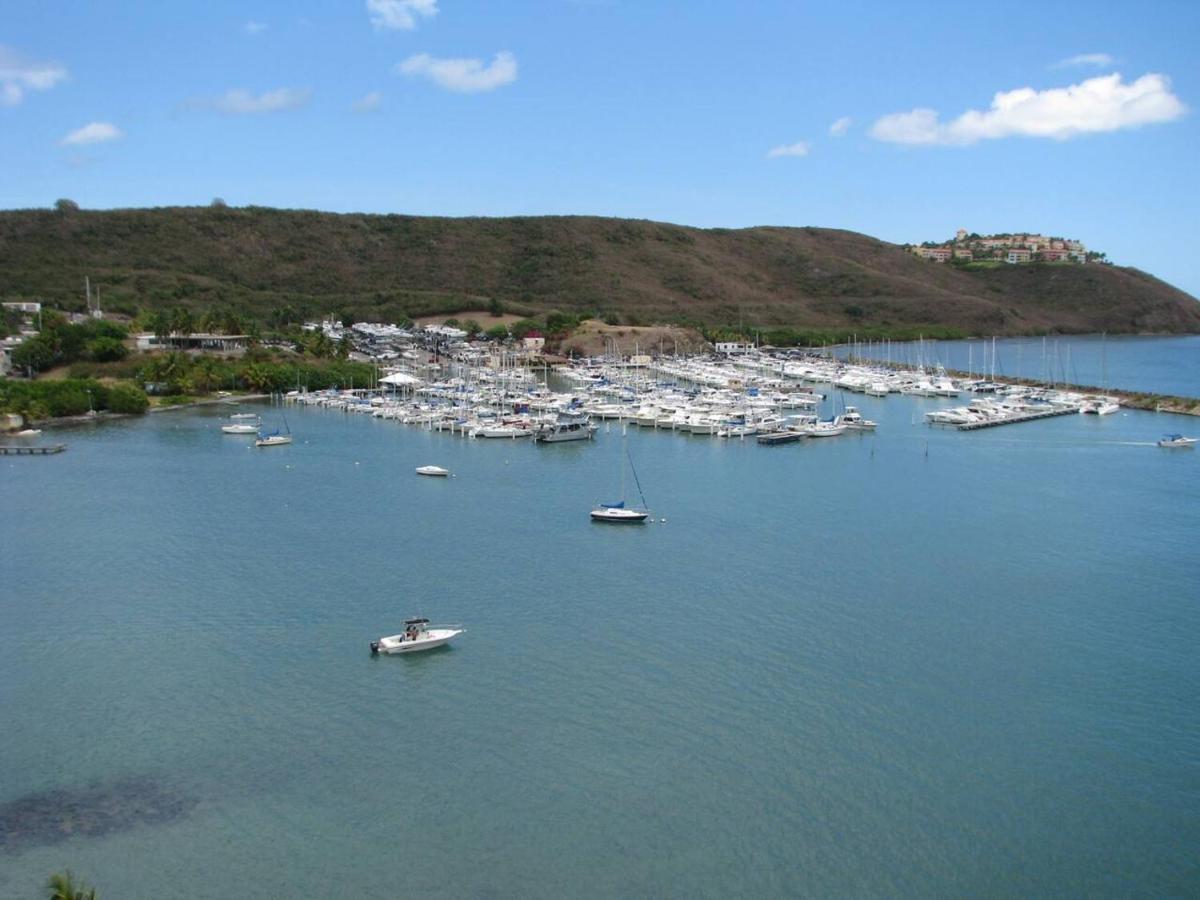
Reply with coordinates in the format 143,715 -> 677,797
379,371 -> 422,386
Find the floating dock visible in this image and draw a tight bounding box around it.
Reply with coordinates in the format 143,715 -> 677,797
957,406 -> 1079,431
0,444 -> 66,455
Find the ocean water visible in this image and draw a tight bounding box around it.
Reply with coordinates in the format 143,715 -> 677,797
2,396 -> 1199,898
835,334 -> 1200,397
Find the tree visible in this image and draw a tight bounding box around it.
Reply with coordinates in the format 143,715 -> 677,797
88,336 -> 128,362
485,324 -> 509,341
54,198 -> 80,214
170,307 -> 194,337
11,336 -> 57,373
210,197 -> 227,208
46,869 -> 96,900
150,310 -> 171,341
488,297 -> 505,317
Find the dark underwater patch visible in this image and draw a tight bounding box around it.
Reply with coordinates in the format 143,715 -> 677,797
0,776 -> 195,852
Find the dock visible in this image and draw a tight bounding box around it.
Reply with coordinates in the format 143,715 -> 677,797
757,430 -> 805,445
0,444 -> 67,455
957,406 -> 1079,431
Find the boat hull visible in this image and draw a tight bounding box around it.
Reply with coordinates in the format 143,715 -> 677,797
372,628 -> 463,654
590,508 -> 649,523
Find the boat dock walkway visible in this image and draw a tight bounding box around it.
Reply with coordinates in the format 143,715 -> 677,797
0,444 -> 67,455
957,406 -> 1079,431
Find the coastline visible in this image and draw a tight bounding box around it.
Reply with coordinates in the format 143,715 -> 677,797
10,393 -> 271,432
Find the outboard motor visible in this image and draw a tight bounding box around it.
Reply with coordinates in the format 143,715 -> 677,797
369,641 -> 380,655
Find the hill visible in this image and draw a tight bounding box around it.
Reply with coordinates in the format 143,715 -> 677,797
1,206 -> 1197,339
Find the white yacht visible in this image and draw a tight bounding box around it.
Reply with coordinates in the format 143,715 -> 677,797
415,465 -> 450,476
255,432 -> 293,447
534,411 -> 597,443
835,407 -> 877,430
221,422 -> 259,434
370,618 -> 464,654
1081,396 -> 1120,415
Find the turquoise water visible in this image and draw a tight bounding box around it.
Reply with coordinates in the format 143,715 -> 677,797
836,334 -> 1200,397
3,397 -> 1199,898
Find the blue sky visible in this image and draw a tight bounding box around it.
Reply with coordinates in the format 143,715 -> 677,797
3,0 -> 1198,296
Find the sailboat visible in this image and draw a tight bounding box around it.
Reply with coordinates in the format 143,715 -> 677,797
590,430 -> 650,523
255,414 -> 294,447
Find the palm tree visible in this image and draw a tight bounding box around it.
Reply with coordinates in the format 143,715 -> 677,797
46,870 -> 97,900
169,307 -> 194,338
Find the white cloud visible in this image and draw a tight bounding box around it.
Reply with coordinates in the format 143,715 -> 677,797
1052,52 -> 1114,69
0,45 -> 68,106
397,51 -> 518,93
766,141 -> 810,159
61,121 -> 123,146
869,72 -> 1186,146
243,21 -> 268,35
368,0 -> 437,31
206,87 -> 312,115
829,116 -> 852,137
353,91 -> 382,113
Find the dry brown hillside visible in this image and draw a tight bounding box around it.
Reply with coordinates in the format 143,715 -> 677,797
1,207 -> 1196,337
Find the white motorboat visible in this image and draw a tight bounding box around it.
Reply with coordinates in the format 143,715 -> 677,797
835,406 -> 877,430
221,423 -> 258,434
229,412 -> 259,420
13,428 -> 42,437
534,411 -> 597,443
370,617 -> 464,655
416,465 -> 450,476
1157,434 -> 1196,448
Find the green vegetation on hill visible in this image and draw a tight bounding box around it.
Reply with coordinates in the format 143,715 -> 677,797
1,206 -> 1197,338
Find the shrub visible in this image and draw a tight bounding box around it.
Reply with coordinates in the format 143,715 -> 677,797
107,382 -> 150,414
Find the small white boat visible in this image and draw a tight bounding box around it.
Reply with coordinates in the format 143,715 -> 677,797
835,407 -> 877,430
13,428 -> 42,437
590,502 -> 649,523
229,412 -> 259,420
1157,434 -> 1196,448
416,465 -> 450,476
371,617 -> 464,655
221,423 -> 258,434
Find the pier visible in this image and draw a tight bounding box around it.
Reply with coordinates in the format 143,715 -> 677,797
0,444 -> 67,455
956,406 -> 1079,431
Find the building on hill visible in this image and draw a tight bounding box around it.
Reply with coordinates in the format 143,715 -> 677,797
923,229 -> 1093,266
135,333 -> 249,352
714,341 -> 754,354
911,246 -> 953,263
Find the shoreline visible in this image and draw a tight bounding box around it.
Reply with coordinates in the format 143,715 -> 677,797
10,393 -> 271,432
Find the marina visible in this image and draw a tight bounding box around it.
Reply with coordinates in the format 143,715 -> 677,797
273,343 -> 1149,449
